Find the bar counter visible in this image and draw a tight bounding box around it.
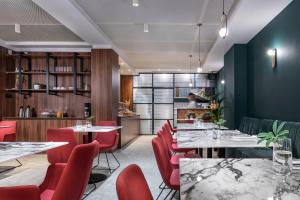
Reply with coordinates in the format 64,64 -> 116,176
117,114 -> 140,148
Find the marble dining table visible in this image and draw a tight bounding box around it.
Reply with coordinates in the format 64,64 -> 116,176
176,122 -> 228,131
0,142 -> 67,163
176,130 -> 267,148
180,158 -> 300,200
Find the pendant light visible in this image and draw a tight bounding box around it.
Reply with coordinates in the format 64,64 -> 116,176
189,54 -> 193,87
219,0 -> 228,39
197,24 -> 203,73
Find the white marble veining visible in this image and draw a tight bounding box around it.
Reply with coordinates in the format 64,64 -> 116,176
180,158 -> 300,200
177,130 -> 268,148
0,142 -> 67,163
71,126 -> 122,133
176,122 -> 227,131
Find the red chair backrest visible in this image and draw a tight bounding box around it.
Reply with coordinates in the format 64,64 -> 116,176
47,128 -> 78,164
166,120 -> 175,132
157,130 -> 172,159
0,121 -> 16,142
152,137 -> 173,188
161,125 -> 173,151
116,164 -> 153,200
95,121 -> 118,148
51,141 -> 98,200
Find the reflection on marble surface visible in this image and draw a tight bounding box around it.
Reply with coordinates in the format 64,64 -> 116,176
177,130 -> 267,148
176,122 -> 227,130
180,158 -> 300,200
0,142 -> 67,163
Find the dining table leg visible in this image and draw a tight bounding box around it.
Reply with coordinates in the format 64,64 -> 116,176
207,148 -> 212,158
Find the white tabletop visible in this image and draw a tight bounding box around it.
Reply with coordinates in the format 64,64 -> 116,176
0,142 -> 67,163
176,122 -> 228,130
180,158 -> 300,200
71,126 -> 122,133
176,130 -> 268,148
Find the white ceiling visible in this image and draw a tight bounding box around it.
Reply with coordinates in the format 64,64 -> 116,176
0,0 -> 83,42
75,0 -> 236,71
0,0 -> 294,73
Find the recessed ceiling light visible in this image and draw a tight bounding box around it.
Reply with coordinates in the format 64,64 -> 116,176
15,24 -> 21,34
132,0 -> 139,7
144,24 -> 149,33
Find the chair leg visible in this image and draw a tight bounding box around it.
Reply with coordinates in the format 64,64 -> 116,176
104,152 -> 112,173
156,185 -> 167,200
169,190 -> 177,200
110,152 -> 120,172
163,189 -> 173,200
0,159 -> 22,174
159,181 -> 165,189
82,183 -> 97,199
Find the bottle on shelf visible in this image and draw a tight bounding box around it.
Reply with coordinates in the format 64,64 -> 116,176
25,106 -> 31,118
18,106 -> 24,118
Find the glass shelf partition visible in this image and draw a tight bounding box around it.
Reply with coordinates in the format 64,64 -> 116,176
133,74 -> 152,87
153,74 -> 173,87
133,73 -> 216,134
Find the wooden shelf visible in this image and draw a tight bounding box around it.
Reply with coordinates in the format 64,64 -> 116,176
49,72 -> 74,75
5,89 -> 46,93
6,71 -> 46,75
49,89 -> 74,93
77,89 -> 91,93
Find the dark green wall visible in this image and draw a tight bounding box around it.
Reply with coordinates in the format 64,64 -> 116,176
223,44 -> 247,129
247,0 -> 300,122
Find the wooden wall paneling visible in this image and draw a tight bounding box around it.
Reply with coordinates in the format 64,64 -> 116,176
91,49 -> 120,122
0,47 -> 16,119
120,75 -> 133,110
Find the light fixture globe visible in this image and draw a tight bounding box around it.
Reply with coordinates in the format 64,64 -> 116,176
197,67 -> 203,73
219,0 -> 228,39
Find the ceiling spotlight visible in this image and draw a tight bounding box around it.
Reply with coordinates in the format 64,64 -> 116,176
15,24 -> 21,34
132,0 -> 139,7
219,0 -> 228,39
144,24 -> 149,33
197,67 -> 203,73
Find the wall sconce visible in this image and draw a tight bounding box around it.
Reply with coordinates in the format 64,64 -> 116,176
267,48 -> 277,68
221,80 -> 225,85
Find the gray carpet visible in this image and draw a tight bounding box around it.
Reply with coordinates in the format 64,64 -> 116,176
0,136 -> 179,199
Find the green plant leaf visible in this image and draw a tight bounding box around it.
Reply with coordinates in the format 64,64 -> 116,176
276,122 -> 286,134
273,120 -> 278,134
257,132 -> 272,138
276,130 -> 289,137
266,140 -> 272,147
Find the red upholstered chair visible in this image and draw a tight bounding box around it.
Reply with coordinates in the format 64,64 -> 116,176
162,124 -> 196,154
152,137 -> 179,200
0,121 -> 21,173
157,130 -> 200,169
0,141 -> 98,200
46,128 -> 78,164
0,121 -> 17,142
116,164 -> 153,200
92,121 -> 120,173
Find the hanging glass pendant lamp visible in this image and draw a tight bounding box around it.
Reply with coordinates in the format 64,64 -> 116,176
219,0 -> 229,39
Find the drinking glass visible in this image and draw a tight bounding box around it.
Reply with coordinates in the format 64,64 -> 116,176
273,138 -> 292,175
76,120 -> 83,130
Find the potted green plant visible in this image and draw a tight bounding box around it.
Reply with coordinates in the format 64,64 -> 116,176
209,94 -> 226,128
257,120 -> 289,147
258,120 -> 292,174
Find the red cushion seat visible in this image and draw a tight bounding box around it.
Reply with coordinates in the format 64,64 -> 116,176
169,169 -> 180,190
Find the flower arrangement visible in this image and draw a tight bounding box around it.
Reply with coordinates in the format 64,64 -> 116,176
209,94 -> 226,127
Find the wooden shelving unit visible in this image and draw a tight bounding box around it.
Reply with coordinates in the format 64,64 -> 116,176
5,52 -> 91,95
